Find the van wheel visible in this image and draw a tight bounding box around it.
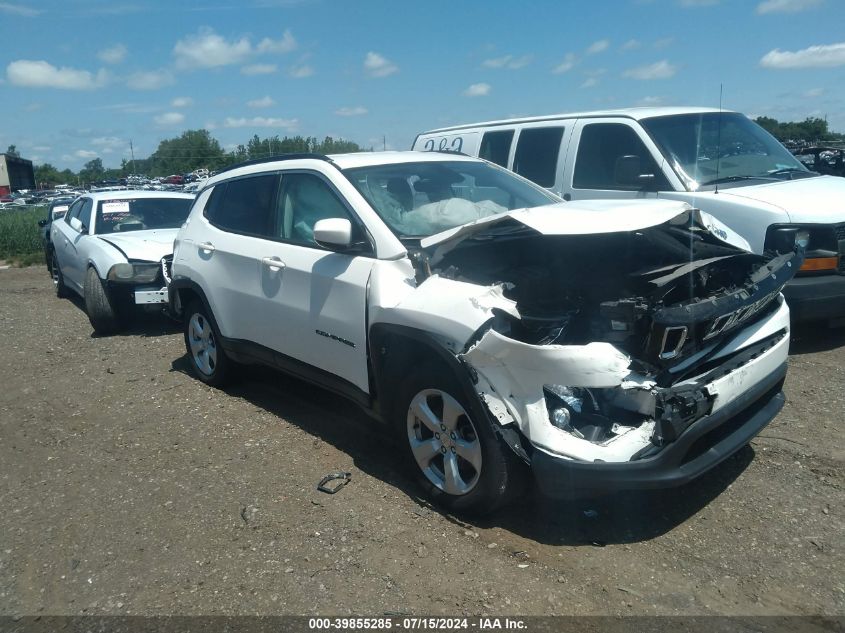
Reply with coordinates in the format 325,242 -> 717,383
84,266 -> 121,334
184,300 -> 231,387
395,364 -> 523,515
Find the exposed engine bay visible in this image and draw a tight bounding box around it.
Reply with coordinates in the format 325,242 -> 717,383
404,208 -> 800,462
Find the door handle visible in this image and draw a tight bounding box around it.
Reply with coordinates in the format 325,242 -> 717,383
198,242 -> 215,253
261,257 -> 285,272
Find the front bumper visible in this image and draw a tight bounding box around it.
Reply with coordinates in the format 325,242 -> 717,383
532,361 -> 786,495
783,274 -> 845,322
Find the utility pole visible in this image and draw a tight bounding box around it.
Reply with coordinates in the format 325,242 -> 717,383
129,139 -> 136,175
383,135 -> 386,151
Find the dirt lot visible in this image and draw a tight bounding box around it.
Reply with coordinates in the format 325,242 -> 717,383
0,265 -> 842,617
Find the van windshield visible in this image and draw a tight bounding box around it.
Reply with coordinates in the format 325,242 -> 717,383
344,160 -> 557,238
641,112 -> 815,190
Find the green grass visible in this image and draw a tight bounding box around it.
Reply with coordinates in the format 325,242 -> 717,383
0,206 -> 45,266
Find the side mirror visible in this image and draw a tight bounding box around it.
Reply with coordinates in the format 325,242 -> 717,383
70,217 -> 85,233
313,218 -> 353,250
614,154 -> 656,189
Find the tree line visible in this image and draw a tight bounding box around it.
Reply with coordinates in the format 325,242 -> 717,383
31,130 -> 363,187
753,116 -> 844,144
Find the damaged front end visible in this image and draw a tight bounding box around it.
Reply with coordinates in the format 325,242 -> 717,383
409,204 -> 800,488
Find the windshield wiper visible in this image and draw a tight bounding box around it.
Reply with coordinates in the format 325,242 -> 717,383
699,175 -> 778,186
767,167 -> 818,179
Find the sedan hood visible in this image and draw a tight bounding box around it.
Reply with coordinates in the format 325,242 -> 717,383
97,228 -> 179,262
421,199 -> 749,265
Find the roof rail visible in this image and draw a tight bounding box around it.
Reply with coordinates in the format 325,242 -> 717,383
215,152 -> 334,175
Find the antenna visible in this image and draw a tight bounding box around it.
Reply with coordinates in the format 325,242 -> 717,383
714,84 -> 723,194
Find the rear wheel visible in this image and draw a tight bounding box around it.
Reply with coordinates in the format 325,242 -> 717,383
52,251 -> 69,299
395,364 -> 524,515
183,300 -> 231,387
84,266 -> 121,334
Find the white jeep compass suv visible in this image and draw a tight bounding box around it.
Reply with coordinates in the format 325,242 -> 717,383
169,151 -> 801,514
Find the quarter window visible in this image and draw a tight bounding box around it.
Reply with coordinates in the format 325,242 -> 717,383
573,123 -> 669,191
513,127 -> 565,188
77,199 -> 93,232
206,174 -> 279,238
479,130 -> 514,168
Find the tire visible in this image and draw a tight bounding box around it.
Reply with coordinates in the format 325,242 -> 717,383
183,300 -> 232,387
84,266 -> 121,334
52,251 -> 69,299
395,363 -> 524,515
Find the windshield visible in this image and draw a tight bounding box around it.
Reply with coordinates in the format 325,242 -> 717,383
641,112 -> 814,190
344,160 -> 557,238
94,197 -> 192,235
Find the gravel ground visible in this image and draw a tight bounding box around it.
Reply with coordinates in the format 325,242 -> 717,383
0,266 -> 842,617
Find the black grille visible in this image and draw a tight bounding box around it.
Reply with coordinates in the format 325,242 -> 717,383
836,224 -> 845,273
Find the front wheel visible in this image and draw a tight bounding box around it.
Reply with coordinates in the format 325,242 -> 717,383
395,364 -> 524,515
51,251 -> 69,299
183,300 -> 232,387
84,266 -> 121,334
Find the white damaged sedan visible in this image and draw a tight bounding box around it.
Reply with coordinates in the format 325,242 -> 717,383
51,191 -> 194,334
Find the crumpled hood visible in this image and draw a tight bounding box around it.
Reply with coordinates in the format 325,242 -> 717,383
421,199 -> 749,265
97,228 -> 178,262
710,175 -> 845,223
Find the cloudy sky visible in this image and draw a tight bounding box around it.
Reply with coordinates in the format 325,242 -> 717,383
1,0 -> 844,170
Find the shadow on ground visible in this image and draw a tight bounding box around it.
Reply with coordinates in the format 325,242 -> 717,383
61,294 -> 180,338
790,322 -> 845,355
170,356 -> 753,547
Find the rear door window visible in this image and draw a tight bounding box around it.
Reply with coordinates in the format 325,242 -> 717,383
205,174 -> 280,238
513,127 -> 565,187
479,130 -> 514,167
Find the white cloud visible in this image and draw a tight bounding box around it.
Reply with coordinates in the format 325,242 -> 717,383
363,51 -> 398,78
0,3 -> 41,16
174,28 -> 252,69
154,112 -> 185,126
653,37 -> 675,49
223,116 -> 298,130
586,39 -> 610,55
288,64 -> 314,78
804,87 -> 824,97
97,44 -> 127,64
75,150 -> 98,159
462,82 -> 491,97
91,136 -> 125,150
335,106 -> 368,117
241,63 -> 277,75
552,53 -> 577,74
760,42 -> 845,68
24,102 -> 42,112
32,145 -> 51,152
481,54 -> 532,69
637,95 -> 664,106
247,95 -> 275,108
756,0 -> 821,13
621,39 -> 641,51
581,78 -> 599,88
623,60 -> 677,79
126,69 -> 174,90
6,60 -> 108,90
256,29 -> 296,54
171,96 -> 193,107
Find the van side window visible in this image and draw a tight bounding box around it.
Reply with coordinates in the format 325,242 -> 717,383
513,127 -> 565,188
573,123 -> 669,191
479,130 -> 514,168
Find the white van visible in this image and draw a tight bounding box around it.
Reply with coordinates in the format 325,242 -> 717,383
413,107 -> 845,323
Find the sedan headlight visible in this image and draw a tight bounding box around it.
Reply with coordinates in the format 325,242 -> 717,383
107,262 -> 161,283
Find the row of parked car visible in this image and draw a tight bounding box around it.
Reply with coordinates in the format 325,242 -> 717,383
40,106 -> 845,515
